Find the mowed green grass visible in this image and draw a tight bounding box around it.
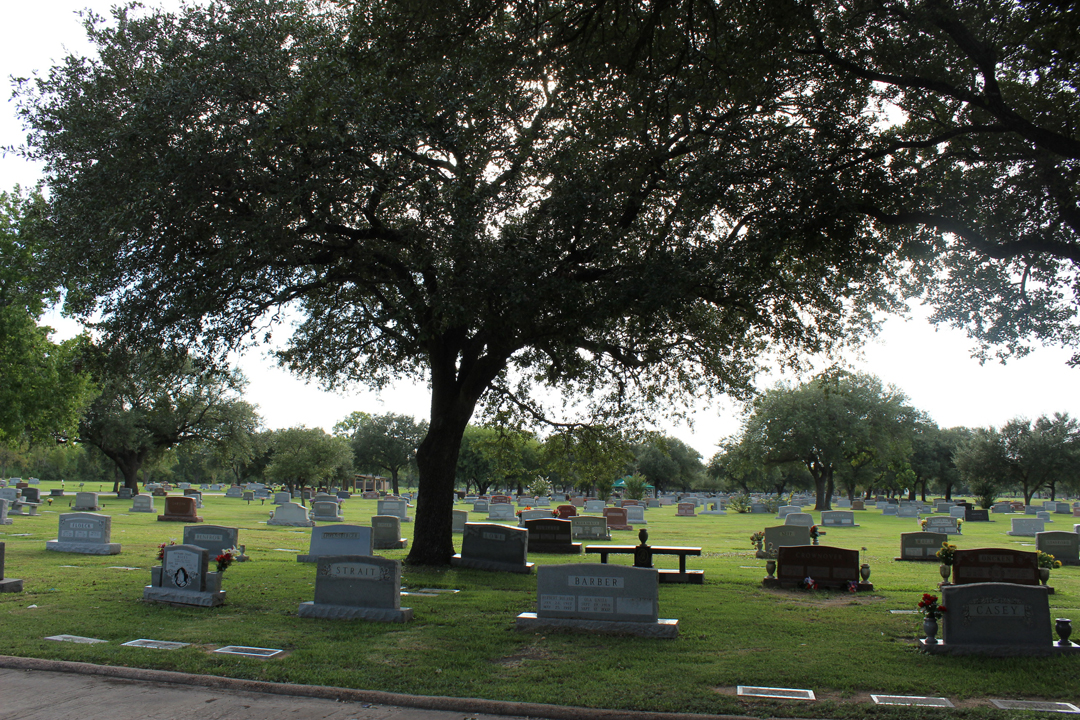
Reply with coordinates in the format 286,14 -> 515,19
1,486 -> 1078,719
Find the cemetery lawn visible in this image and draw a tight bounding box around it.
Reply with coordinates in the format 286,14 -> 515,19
2,490 -> 1079,720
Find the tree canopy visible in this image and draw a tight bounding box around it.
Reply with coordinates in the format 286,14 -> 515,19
17,0 -> 1077,563
335,412 -> 426,495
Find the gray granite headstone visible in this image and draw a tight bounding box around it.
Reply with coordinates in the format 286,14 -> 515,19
298,554 -> 411,622
1035,531 -> 1080,565
899,532 -> 948,561
584,500 -> 606,514
1007,518 -> 1045,536
0,499 -> 9,526
272,491 -> 291,505
762,525 -> 811,559
452,509 -> 468,533
451,522 -> 533,573
116,487 -> 133,500
487,503 -> 516,521
570,515 -> 610,540
624,505 -> 646,524
183,525 -> 240,558
784,512 -> 815,527
144,543 -> 224,607
298,524 -> 372,562
46,513 -> 122,555
924,516 -> 960,535
939,582 -> 1052,652
377,498 -> 410,522
311,501 -> 344,522
371,515 -> 408,550
130,494 -> 155,513
225,486 -> 243,498
515,563 -> 677,638
820,510 -> 857,527
268,502 -> 314,527
0,541 -> 24,592
73,492 -> 100,511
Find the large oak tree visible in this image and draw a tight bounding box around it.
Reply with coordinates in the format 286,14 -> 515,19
21,0 -> 939,564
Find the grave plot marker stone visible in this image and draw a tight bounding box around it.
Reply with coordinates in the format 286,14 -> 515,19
298,524 -> 372,562
675,502 -> 696,517
116,487 -> 133,500
760,525 -> 811,559
989,700 -> 1080,713
72,492 -> 100,511
965,507 -> 991,522
870,696 -> 954,708
268,502 -> 315,527
603,507 -> 632,531
122,639 -> 191,650
525,518 -> 581,554
0,498 -> 10,526
518,509 -> 553,526
452,509 -> 468,533
923,516 -> 960,535
157,496 -> 203,523
1035,531 -> 1080,566
371,515 -> 408,550
920,582 -> 1080,656
896,532 -> 948,561
624,504 -> 646,525
763,545 -> 872,591
225,486 -> 243,498
183,525 -> 247,562
45,635 -> 106,644
377,498 -> 411,523
515,563 -> 677,638
487,503 -> 516,521
451,523 -> 533,573
311,501 -> 344,523
784,512 -> 815,527
0,542 -> 24,592
736,687 -> 815,701
1007,517 -> 1046,536
571,515 -> 610,541
46,513 -> 122,555
952,548 -> 1040,586
298,554 -> 412,622
213,646 -> 284,658
820,510 -> 858,528
143,544 -> 225,607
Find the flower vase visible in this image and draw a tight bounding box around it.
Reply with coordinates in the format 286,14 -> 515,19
860,563 -> 871,584
1056,618 -> 1073,647
766,560 -> 776,579
1040,567 -> 1050,585
923,617 -> 938,645
812,536 -> 819,546
939,564 -> 951,583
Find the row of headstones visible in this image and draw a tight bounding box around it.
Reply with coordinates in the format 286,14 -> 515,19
898,530 -> 1080,564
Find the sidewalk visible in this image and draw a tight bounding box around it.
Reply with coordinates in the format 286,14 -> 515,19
0,657 -> 755,720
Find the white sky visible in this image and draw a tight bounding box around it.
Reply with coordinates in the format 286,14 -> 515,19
4,1 -> 1077,459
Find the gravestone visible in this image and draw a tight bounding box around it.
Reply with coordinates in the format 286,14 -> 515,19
764,545 -> 872,590
555,504 -> 577,519
516,563 -> 677,638
144,543 -> 225,607
487,503 -> 516,521
784,512 -> 815,527
571,515 -> 610,541
647,499 -> 661,508
534,497 -> 551,507
376,498 -> 410,522
0,498 -> 9,526
268,502 -> 315,527
952,548 -> 1039,585
152,488 -> 168,497
472,500 -> 489,513
1007,518 -> 1046,536
760,525 -> 811,559
242,491 -> 255,502
451,522 -> 533,573
835,499 -> 851,509
50,489 -> 65,497
129,494 -> 155,513
183,525 -> 244,561
896,505 -> 919,518
490,494 -> 512,505
950,506 -> 967,519
966,507 -> 991,522
272,491 -> 291,505
584,500 -> 606,514
991,502 -> 1012,514
73,492 -> 100,511
570,497 -> 585,507
0,542 -> 24,592
371,515 -> 408,550
46,513 -> 122,555
183,489 -> 204,508
624,505 -> 646,525
897,532 -> 948,561
311,501 -> 344,523
924,516 -> 960,535
298,524 -> 372,562
298,555 -> 411,622
452,509 -> 468,533
820,510 -> 858,528
157,496 -> 203,523
117,487 -> 133,500
518,509 -> 553,526
1036,531 -> 1080,566
921,582 -> 1070,656
676,502 -> 696,517
851,500 -> 865,511
603,507 -> 632,531
882,504 -> 898,516
525,518 -> 581,554
750,502 -> 768,514
776,505 -> 801,519
224,486 -> 242,499
1036,511 -> 1052,523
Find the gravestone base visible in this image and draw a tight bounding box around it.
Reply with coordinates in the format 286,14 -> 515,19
143,586 -> 226,607
267,518 -> 315,527
1,518 -> 10,526
450,554 -> 534,574
72,505 -> 100,512
762,578 -> 873,592
313,514 -> 345,523
0,578 -> 24,592
129,506 -> 155,513
528,542 -> 582,554
45,540 -> 122,555
607,523 -> 633,531
515,613 -> 679,638
157,513 -> 203,523
297,601 -> 413,622
658,569 -> 704,584
919,640 -> 1080,657
372,538 -> 409,550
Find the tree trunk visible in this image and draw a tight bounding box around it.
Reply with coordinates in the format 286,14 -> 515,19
390,468 -> 400,496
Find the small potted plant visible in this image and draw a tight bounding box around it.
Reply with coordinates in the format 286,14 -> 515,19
935,542 -> 957,583
917,592 -> 947,644
1038,551 -> 1062,585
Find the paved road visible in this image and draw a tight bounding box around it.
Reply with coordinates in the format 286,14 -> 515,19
0,667 -> 522,720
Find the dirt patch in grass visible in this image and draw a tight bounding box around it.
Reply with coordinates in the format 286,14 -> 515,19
762,589 -> 889,607
490,643 -> 558,668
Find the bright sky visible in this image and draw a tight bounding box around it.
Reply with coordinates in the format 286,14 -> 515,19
3,0 -> 1077,459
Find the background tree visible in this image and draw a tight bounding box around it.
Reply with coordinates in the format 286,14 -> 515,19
455,425 -> 498,496
0,189 -> 92,445
906,422 -> 965,501
633,436 -> 704,494
541,426 -> 634,498
20,0 -> 976,564
336,412 -> 427,495
264,426 -> 353,492
742,370 -> 918,509
75,344 -> 252,491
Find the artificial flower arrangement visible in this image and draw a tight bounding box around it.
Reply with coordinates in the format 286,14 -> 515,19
156,539 -> 177,561
917,593 -> 946,620
799,576 -> 818,590
936,541 -> 958,565
215,549 -> 236,573
1038,551 -> 1063,570
750,531 -> 765,547
809,525 -> 821,541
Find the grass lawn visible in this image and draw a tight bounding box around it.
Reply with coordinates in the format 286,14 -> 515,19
2,485 -> 1078,719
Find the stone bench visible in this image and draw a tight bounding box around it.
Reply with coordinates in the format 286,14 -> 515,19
584,544 -> 703,584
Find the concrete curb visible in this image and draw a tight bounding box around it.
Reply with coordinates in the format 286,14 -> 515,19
0,655 -> 758,720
